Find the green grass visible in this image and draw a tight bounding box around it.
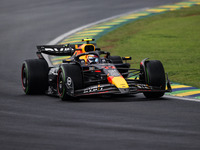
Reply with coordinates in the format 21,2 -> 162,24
97,5 -> 200,88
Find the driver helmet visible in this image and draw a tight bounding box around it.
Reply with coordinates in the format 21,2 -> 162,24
87,55 -> 99,64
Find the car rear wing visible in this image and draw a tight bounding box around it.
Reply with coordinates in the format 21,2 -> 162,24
36,45 -> 77,56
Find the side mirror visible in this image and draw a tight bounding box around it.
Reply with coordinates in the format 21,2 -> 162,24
122,57 -> 132,60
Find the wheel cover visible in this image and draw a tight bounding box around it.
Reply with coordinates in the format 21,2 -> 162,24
57,70 -> 65,97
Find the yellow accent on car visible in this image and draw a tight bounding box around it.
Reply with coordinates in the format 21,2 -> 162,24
75,44 -> 78,49
124,57 -> 131,59
80,44 -> 95,53
82,39 -> 94,42
111,76 -> 129,89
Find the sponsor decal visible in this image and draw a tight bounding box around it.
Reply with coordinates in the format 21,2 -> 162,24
89,66 -> 95,71
67,77 -> 72,86
83,85 -> 103,93
107,69 -> 120,77
137,84 -> 151,89
44,47 -> 74,52
65,76 -> 74,96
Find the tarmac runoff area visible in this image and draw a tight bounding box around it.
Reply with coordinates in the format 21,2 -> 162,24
49,0 -> 200,100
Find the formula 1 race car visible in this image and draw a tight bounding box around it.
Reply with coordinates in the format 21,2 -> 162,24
21,39 -> 171,100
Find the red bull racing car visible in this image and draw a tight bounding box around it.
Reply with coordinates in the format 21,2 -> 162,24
21,39 -> 171,100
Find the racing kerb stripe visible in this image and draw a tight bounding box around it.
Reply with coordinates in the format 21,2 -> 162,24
50,0 -> 200,100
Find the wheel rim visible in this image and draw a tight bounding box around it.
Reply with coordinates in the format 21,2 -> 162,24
57,70 -> 64,97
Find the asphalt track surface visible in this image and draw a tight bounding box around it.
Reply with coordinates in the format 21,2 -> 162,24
1,0 -> 200,149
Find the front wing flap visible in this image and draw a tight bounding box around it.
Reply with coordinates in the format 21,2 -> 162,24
70,73 -> 172,97
72,82 -> 171,97
74,84 -> 119,96
128,83 -> 171,94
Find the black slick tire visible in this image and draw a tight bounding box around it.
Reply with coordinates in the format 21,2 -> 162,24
21,59 -> 48,94
57,63 -> 83,101
143,60 -> 166,98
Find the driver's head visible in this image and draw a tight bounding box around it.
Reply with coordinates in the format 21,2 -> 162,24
87,55 -> 99,64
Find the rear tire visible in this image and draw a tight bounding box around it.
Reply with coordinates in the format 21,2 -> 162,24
57,63 -> 83,101
21,59 -> 48,94
143,60 -> 166,98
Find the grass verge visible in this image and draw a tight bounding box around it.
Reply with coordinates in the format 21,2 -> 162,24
97,5 -> 200,88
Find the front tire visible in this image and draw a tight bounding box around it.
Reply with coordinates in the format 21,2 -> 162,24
57,63 -> 83,101
143,60 -> 166,98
